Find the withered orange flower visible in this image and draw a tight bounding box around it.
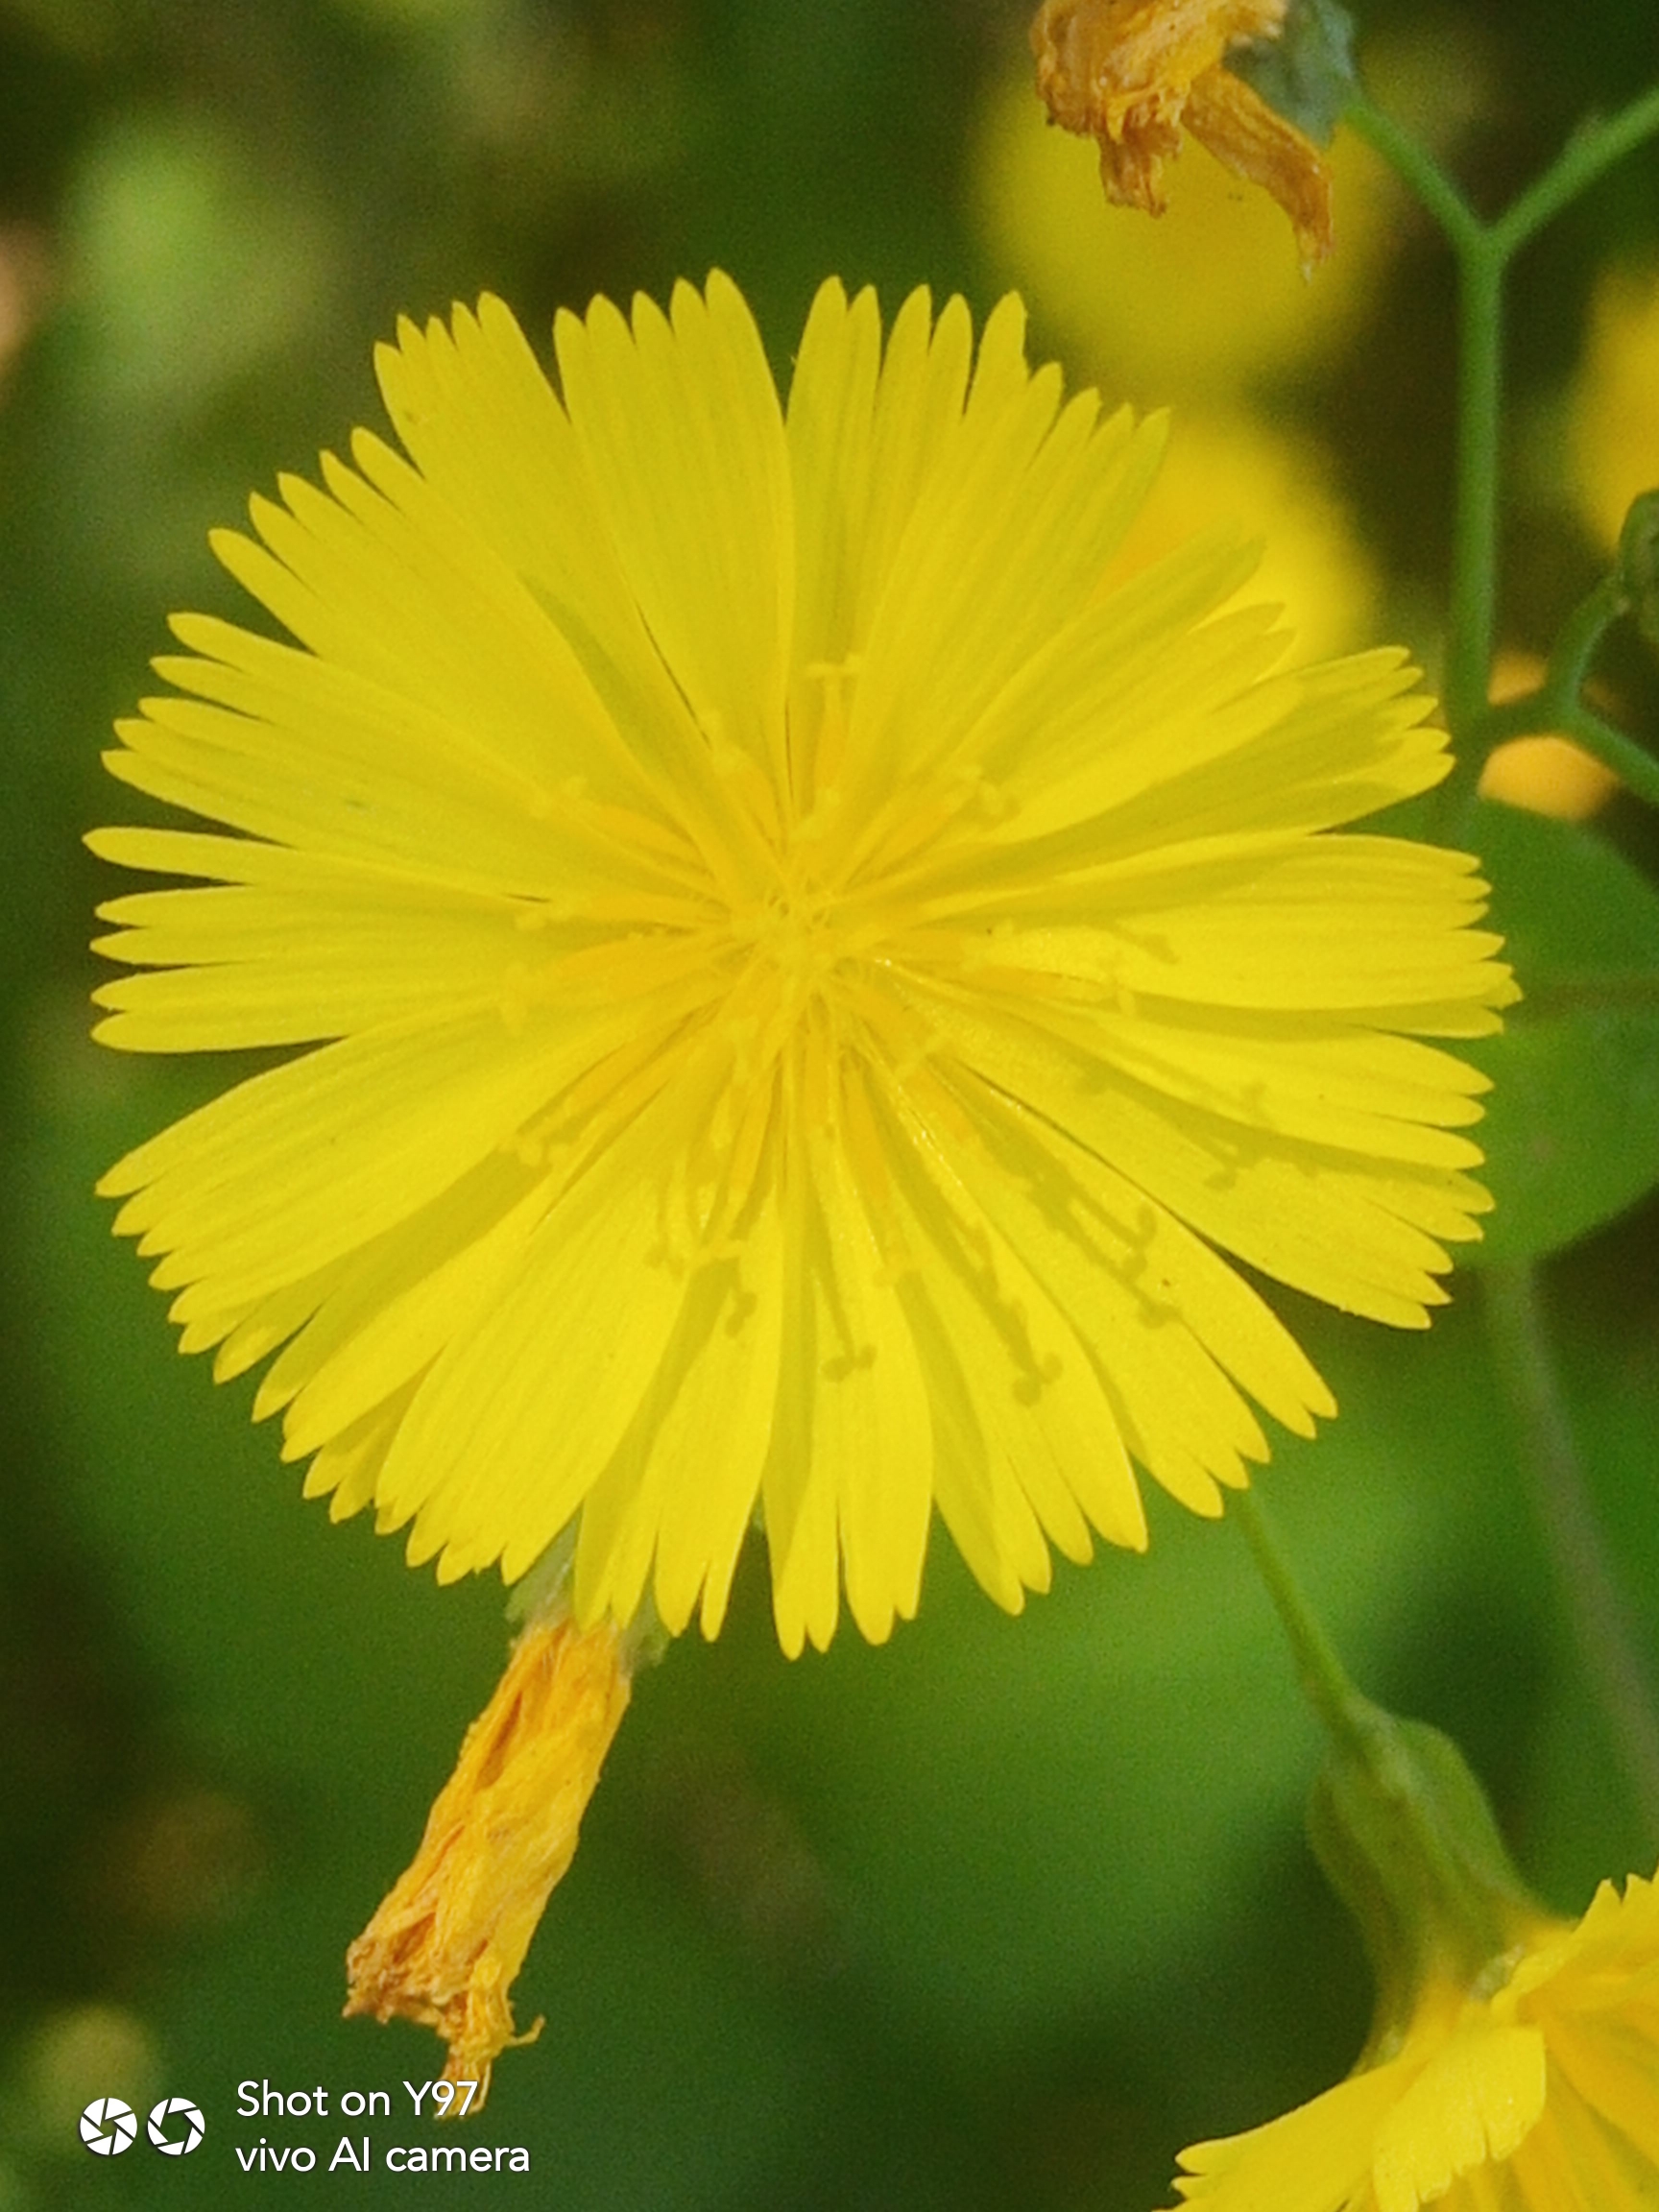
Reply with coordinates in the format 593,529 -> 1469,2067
1031,0 -> 1334,268
344,1615 -> 631,2105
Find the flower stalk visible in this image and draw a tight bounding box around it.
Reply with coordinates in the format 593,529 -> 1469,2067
1231,1486 -> 1371,1753
1345,78 -> 1659,831
1476,569 -> 1659,808
1480,1262 -> 1659,1846
1233,1488 -> 1538,2029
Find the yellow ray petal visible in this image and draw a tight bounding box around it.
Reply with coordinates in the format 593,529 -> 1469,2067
370,1100 -> 697,1584
1371,2020 -> 1547,2212
574,1190 -> 784,1638
554,276 -> 794,811
1172,2056 -> 1408,2211
760,1036 -> 933,1654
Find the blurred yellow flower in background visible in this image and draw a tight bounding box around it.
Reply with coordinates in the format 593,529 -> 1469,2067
1477,651 -> 1621,824
1479,733 -> 1620,823
977,60 -> 1400,401
975,52 -> 1399,662
1571,262 -> 1659,554
1100,409 -> 1378,660
1169,1865 -> 1659,2212
92,276 -> 1513,1666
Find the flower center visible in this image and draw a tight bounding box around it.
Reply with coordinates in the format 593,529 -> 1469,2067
733,874 -> 846,1010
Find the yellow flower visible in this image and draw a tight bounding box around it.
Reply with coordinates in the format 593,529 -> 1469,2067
977,56 -> 1398,401
1571,261 -> 1659,555
1479,734 -> 1620,823
91,275 -> 1514,1659
1029,0 -> 1335,267
1096,410 -> 1379,661
1168,1866 -> 1659,2211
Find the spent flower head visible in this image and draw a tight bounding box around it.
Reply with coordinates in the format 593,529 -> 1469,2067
1030,0 -> 1336,266
344,1612 -> 630,2100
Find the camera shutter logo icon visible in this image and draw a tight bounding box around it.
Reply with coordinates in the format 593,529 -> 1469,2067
147,2097 -> 206,2155
80,2099 -> 137,2155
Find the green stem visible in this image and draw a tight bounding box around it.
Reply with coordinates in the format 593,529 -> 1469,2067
1481,1264 -> 1659,1845
1345,98 -> 1502,829
1345,84 -> 1659,832
1548,571 -> 1631,702
1551,703 -> 1659,808
1491,84 -> 1659,260
1236,1492 -> 1542,1984
1439,241 -> 1504,810
1232,1488 -> 1376,1757
1479,694 -> 1659,812
1343,96 -> 1483,254
1464,570 -> 1659,806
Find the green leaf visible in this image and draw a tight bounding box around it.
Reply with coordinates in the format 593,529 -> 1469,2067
1458,799 -> 1659,1263
1232,0 -> 1358,144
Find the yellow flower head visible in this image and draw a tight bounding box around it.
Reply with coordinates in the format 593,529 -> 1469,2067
1571,260 -> 1659,555
1029,0 -> 1335,267
91,275 -> 1514,1658
1169,1866 -> 1659,2212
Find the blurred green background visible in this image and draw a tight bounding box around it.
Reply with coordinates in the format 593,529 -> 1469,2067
4,1 -> 1659,2205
